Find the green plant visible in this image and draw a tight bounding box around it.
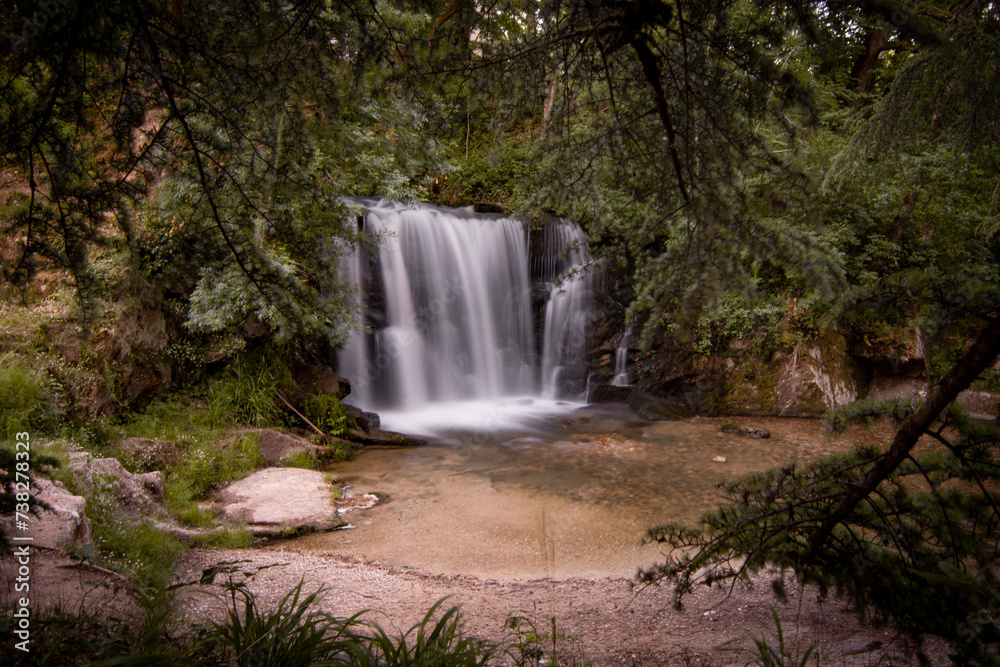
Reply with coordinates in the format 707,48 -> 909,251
163,433 -> 266,523
346,597 -> 497,667
282,451 -> 320,470
721,609 -> 817,667
0,353 -> 59,441
503,611 -> 592,667
302,392 -> 348,437
86,488 -> 185,590
209,357 -> 289,428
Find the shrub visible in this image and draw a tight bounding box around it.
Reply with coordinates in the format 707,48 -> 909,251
302,393 -> 347,437
209,357 -> 289,427
0,354 -> 59,441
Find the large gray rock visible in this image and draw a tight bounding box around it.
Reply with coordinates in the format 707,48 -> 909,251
239,429 -> 326,464
0,476 -> 91,549
212,468 -> 345,536
68,453 -> 164,511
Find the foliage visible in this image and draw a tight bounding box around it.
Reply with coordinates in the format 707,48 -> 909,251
208,357 -> 290,428
0,354 -> 60,441
722,609 -> 817,667
302,392 -> 348,438
163,432 -> 266,523
85,487 -> 185,591
281,451 -> 320,471
204,577 -> 360,667
503,613 -> 593,667
0,442 -> 58,551
343,597 -> 498,667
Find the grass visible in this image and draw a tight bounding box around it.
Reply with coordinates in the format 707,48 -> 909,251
0,352 -> 60,441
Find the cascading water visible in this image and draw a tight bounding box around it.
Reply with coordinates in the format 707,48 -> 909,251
611,319 -> 633,387
338,200 -> 592,430
539,222 -> 593,399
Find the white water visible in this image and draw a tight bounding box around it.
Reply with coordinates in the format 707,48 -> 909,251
611,319 -> 633,387
338,200 -> 591,431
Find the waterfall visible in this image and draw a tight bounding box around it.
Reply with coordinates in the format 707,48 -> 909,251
611,318 -> 633,387
338,200 -> 590,414
539,221 -> 593,399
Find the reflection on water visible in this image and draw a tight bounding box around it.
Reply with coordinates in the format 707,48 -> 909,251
289,404 -> 886,579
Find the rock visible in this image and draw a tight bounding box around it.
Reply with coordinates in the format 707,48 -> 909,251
774,333 -> 858,417
293,365 -> 351,399
721,423 -> 771,439
628,390 -> 691,421
344,404 -> 381,432
588,385 -> 690,421
240,429 -> 326,464
212,468 -> 345,536
0,476 -> 91,548
588,383 -> 634,403
712,456 -> 727,463
354,429 -> 427,447
68,453 -> 164,510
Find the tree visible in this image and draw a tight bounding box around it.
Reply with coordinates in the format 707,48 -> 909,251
0,0 -> 442,343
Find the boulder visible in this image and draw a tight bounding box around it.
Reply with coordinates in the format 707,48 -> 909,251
68,453 -> 164,511
628,390 -> 691,421
212,468 -> 345,536
242,429 -> 326,464
293,365 -> 351,400
352,429 -> 427,447
588,383 -> 634,404
344,404 -> 380,432
774,333 -> 858,417
0,476 -> 91,548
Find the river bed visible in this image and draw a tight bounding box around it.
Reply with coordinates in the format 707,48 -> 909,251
286,404 -> 888,581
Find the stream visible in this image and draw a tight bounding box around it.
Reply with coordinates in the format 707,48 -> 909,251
286,404 -> 881,581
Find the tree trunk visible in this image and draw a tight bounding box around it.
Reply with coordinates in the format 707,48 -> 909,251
848,28 -> 886,109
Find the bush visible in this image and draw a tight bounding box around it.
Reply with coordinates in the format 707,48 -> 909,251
0,354 -> 59,441
209,357 -> 289,428
302,393 -> 347,437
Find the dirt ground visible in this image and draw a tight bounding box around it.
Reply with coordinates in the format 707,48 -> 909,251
0,543 -> 956,666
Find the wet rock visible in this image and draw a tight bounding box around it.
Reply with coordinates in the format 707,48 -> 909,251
0,476 -> 91,548
629,390 -> 691,421
354,429 -> 427,447
212,468 -> 345,536
68,453 -> 164,510
344,404 -> 380,432
588,383 -> 633,403
721,423 -> 771,439
774,333 -> 858,416
293,365 -> 351,399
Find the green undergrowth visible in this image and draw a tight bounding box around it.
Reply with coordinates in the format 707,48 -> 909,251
2,557 -> 598,666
